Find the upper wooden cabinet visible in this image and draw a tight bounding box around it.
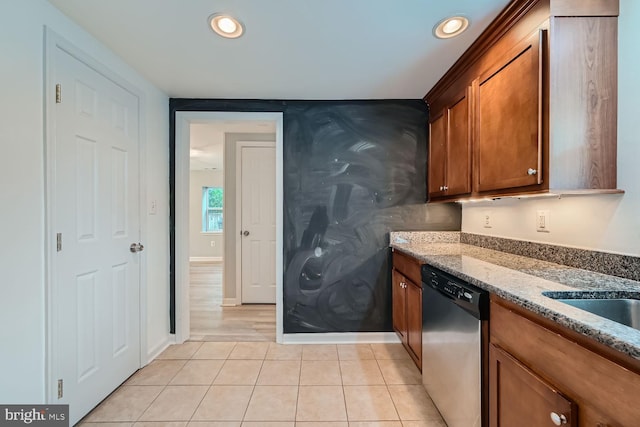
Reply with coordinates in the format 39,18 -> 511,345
475,30 -> 544,192
426,0 -> 621,201
428,88 -> 472,199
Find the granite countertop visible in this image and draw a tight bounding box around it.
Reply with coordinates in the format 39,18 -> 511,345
390,237 -> 640,360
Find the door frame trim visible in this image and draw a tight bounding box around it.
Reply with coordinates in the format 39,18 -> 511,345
43,28 -> 147,403
174,111 -> 284,344
235,141 -> 277,304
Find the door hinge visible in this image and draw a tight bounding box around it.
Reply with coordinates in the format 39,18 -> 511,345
56,233 -> 62,252
55,84 -> 61,103
57,379 -> 63,399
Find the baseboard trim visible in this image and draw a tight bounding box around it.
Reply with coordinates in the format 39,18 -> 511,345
189,256 -> 223,262
221,298 -> 238,306
281,332 -> 401,344
146,335 -> 174,365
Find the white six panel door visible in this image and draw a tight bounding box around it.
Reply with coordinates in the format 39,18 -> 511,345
241,145 -> 276,303
53,46 -> 141,424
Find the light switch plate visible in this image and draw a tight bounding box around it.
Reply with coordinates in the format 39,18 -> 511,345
536,210 -> 550,232
483,211 -> 492,228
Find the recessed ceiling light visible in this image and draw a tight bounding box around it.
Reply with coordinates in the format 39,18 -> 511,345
433,16 -> 469,39
209,14 -> 244,39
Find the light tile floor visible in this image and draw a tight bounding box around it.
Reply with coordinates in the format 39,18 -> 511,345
79,342 -> 447,427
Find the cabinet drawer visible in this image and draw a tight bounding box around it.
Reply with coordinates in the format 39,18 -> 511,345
392,251 -> 421,285
490,297 -> 640,427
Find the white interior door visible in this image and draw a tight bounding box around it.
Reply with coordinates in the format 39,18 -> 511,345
240,145 -> 276,303
52,46 -> 141,424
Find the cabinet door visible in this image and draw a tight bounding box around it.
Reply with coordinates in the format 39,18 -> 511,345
476,30 -> 545,192
405,279 -> 422,367
446,89 -> 472,196
490,344 -> 576,427
428,113 -> 446,198
392,269 -> 407,341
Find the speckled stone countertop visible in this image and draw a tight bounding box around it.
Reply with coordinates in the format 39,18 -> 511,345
390,232 -> 640,360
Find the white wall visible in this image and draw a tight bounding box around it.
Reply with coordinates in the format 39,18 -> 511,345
462,0 -> 640,257
190,170 -> 224,258
0,0 -> 170,403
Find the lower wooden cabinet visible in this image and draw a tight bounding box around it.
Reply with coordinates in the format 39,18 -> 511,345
490,343 -> 576,427
392,250 -> 422,369
392,269 -> 407,341
490,295 -> 640,427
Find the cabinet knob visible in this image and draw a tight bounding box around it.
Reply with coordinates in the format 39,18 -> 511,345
400,281 -> 406,289
527,168 -> 538,176
439,186 -> 444,191
443,186 -> 449,191
550,412 -> 567,426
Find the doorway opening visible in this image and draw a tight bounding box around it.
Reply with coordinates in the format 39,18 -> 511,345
175,111 -> 284,344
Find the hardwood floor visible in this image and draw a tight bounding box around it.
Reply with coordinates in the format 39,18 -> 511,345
189,261 -> 275,342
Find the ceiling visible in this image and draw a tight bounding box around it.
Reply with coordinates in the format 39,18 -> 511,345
190,120 -> 276,171
47,0 -> 511,100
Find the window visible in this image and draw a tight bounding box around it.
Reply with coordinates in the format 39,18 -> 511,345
202,187 -> 223,232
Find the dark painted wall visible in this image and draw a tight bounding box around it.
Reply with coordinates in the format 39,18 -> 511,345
169,99 -> 461,334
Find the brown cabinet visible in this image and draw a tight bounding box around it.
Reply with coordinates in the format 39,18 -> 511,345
490,343 -> 576,427
405,278 -> 422,363
391,250 -> 422,369
428,87 -> 472,199
391,269 -> 407,341
475,30 -> 544,193
426,0 -> 621,201
490,295 -> 640,427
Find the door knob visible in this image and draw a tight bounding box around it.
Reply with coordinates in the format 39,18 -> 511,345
130,243 -> 144,253
550,412 -> 567,426
243,230 -> 250,236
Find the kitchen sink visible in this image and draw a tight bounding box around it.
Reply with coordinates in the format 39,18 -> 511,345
543,293 -> 640,331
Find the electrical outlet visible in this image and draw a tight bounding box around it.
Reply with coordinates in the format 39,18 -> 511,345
536,210 -> 550,233
210,241 -> 216,247
483,211 -> 492,228
149,199 -> 157,215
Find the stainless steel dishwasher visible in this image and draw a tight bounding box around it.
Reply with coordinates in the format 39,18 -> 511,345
422,265 -> 489,427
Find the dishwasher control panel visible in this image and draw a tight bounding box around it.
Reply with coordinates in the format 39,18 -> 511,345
442,280 -> 465,300
422,265 -> 489,320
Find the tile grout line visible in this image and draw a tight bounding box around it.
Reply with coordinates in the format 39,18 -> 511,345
183,341 -> 237,424
239,351 -> 266,423
133,382 -> 167,424
339,351 -> 350,423
187,347 -> 217,424
293,347 -> 303,424
138,350 -> 205,424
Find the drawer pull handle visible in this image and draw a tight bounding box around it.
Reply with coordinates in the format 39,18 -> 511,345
550,412 -> 567,426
